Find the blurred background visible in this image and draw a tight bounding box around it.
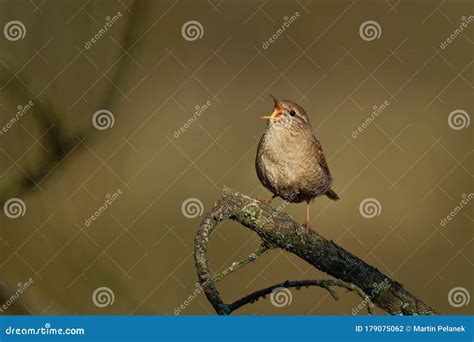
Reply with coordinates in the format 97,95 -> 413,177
0,0 -> 472,315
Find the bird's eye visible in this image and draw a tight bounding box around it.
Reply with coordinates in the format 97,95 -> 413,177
289,110 -> 296,116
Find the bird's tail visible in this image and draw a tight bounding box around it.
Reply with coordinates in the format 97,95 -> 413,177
325,188 -> 340,201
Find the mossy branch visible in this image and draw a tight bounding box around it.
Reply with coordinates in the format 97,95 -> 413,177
194,188 -> 438,315
212,244 -> 271,283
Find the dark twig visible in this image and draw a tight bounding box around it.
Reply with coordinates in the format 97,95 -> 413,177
194,188 -> 438,315
0,1 -> 144,314
227,279 -> 373,315
0,0 -> 143,206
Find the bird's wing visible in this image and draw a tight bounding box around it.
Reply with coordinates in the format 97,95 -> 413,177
312,137 -> 330,174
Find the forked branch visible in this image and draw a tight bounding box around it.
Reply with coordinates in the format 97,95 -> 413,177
194,188 -> 438,315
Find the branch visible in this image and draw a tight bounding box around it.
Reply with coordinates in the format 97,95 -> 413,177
211,243 -> 371,314
213,244 -> 270,283
227,279 -> 373,315
194,188 -> 438,315
0,282 -> 29,315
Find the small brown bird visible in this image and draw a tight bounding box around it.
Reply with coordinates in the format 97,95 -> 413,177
255,95 -> 339,231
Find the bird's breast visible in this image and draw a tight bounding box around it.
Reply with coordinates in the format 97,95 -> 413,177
256,127 -> 331,201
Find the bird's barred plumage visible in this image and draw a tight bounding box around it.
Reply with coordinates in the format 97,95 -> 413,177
256,97 -> 339,205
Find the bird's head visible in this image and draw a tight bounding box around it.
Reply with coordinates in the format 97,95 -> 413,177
261,94 -> 311,130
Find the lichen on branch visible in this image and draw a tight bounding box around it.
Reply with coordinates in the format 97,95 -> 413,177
194,188 -> 437,315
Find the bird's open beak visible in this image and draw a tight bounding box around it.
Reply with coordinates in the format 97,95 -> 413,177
260,94 -> 282,121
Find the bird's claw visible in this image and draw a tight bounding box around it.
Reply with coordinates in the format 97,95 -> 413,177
257,197 -> 273,204
303,223 -> 312,234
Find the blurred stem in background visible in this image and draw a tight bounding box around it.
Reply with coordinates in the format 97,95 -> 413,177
0,0 -> 145,314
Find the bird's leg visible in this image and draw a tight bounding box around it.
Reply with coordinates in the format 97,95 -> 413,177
303,201 -> 312,233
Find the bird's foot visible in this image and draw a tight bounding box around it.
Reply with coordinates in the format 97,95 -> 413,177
256,197 -> 274,204
302,222 -> 312,234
